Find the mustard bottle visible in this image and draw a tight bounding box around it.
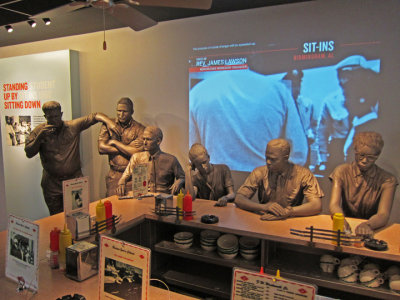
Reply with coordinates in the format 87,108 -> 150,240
96,199 -> 106,233
332,213 -> 344,232
177,189 -> 184,220
332,213 -> 344,245
59,223 -> 72,270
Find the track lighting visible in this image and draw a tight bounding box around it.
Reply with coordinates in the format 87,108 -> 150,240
5,25 -> 13,33
43,18 -> 51,25
28,20 -> 37,28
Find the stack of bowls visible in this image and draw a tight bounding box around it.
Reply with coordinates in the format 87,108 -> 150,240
174,231 -> 193,249
217,234 -> 239,259
200,230 -> 221,251
239,236 -> 260,260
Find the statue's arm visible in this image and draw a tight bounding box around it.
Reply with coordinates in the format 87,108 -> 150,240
24,127 -> 47,158
356,184 -> 397,234
235,193 -> 269,213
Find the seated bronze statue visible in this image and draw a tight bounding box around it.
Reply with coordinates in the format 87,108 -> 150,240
235,138 -> 323,220
185,143 -> 235,206
329,131 -> 398,236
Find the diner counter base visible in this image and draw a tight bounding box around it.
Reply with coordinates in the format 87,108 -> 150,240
113,216 -> 400,300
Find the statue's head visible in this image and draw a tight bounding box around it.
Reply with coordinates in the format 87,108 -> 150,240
353,131 -> 383,172
265,138 -> 290,173
143,126 -> 162,154
189,143 -> 211,175
117,97 -> 134,124
42,101 -> 63,128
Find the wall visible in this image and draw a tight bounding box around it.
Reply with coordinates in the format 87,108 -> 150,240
0,0 -> 399,230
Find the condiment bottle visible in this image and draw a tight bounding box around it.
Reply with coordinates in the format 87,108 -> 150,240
332,213 -> 344,244
49,227 -> 60,269
332,213 -> 344,232
104,200 -> 113,229
96,199 -> 106,232
177,189 -> 184,220
183,190 -> 193,221
59,223 -> 72,270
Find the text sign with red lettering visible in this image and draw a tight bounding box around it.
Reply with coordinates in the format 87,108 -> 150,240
232,268 -> 316,300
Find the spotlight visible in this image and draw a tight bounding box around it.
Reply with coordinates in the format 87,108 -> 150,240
5,25 -> 13,33
28,20 -> 37,28
43,18 -> 51,25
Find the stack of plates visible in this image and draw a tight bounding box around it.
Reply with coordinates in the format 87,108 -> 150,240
174,231 -> 193,249
217,234 -> 238,259
239,236 -> 260,260
200,230 -> 221,251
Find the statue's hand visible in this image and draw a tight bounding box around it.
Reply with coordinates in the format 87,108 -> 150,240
107,121 -> 121,136
171,179 -> 184,195
40,124 -> 58,137
133,138 -> 143,148
265,203 -> 286,216
215,196 -> 228,207
355,222 -> 373,237
116,184 -> 126,196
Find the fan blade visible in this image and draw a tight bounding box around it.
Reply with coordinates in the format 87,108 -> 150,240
33,1 -> 88,18
107,3 -> 157,31
128,0 -> 212,10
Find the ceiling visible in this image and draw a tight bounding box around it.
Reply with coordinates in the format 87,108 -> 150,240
0,0 -> 311,48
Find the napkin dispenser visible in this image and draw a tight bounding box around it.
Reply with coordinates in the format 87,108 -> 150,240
66,241 -> 98,281
66,212 -> 90,240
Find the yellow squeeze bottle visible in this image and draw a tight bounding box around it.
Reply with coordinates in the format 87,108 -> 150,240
332,213 -> 344,244
96,199 -> 106,232
59,223 -> 72,270
177,189 -> 184,220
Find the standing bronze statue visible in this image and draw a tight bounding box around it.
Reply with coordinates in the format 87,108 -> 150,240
329,131 -> 398,236
185,143 -> 235,206
25,101 -> 116,215
98,97 -> 145,196
117,126 -> 185,196
235,138 -> 323,220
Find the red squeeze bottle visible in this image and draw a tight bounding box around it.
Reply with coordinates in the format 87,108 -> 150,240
183,191 -> 193,220
49,227 -> 60,269
104,200 -> 113,229
50,227 -> 60,252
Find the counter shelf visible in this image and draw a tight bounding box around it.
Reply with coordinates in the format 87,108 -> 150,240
109,197 -> 400,299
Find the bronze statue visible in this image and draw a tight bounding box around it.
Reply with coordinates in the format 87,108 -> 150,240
329,131 -> 398,236
185,143 -> 235,206
117,126 -> 185,196
98,97 -> 145,196
235,138 -> 323,220
24,101 -> 116,215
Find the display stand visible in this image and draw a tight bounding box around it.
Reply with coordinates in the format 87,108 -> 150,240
232,267 -> 317,300
6,214 -> 40,292
98,235 -> 151,300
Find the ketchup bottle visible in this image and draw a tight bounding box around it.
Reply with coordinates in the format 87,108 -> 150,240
49,227 -> 60,269
183,191 -> 193,221
104,200 -> 113,229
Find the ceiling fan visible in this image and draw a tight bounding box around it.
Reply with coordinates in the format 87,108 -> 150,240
33,0 -> 213,31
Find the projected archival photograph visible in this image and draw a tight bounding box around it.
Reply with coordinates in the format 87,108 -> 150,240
189,41 -> 383,178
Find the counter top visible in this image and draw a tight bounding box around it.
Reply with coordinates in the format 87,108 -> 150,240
1,195 -> 399,299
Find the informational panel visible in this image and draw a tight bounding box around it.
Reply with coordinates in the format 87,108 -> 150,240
98,236 -> 151,300
232,268 -> 316,300
132,163 -> 148,198
63,176 -> 90,215
6,214 -> 40,291
0,50 -> 78,221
